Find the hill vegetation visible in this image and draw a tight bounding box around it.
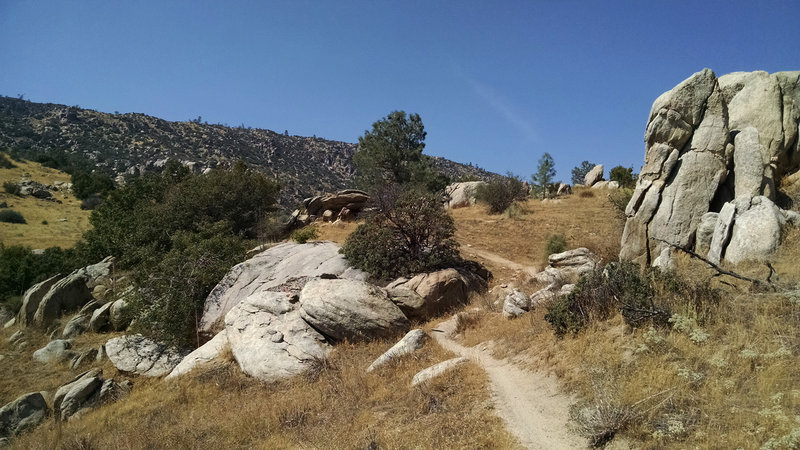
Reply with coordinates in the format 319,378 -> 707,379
0,96 -> 497,208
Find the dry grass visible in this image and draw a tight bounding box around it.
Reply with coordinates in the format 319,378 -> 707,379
314,220 -> 360,244
0,153 -> 91,249
6,329 -> 518,449
452,192 -> 622,282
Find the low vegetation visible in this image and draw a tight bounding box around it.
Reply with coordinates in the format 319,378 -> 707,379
3,181 -> 21,195
0,210 -> 25,224
291,225 -> 319,244
342,186 -> 460,280
475,173 -> 528,214
544,233 -> 567,257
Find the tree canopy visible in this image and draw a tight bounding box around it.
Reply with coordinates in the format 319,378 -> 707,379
353,111 -> 447,193
571,161 -> 595,185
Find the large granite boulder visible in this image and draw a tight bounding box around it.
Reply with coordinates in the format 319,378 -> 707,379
385,268 -> 484,321
32,272 -> 93,328
535,248 -> 600,285
300,279 -> 409,342
584,164 -> 604,187
444,181 -> 486,208
105,335 -> 188,377
620,69 -> 800,267
166,330 -> 230,380
0,392 -> 50,438
199,242 -> 366,336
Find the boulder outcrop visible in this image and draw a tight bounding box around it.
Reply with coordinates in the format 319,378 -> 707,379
584,164 -> 604,187
105,335 -> 188,377
199,241 -> 366,336
385,268 -> 485,321
299,279 -> 409,342
621,70 -> 800,266
444,181 -> 486,208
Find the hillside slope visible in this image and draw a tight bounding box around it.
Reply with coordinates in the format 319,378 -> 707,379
0,154 -> 90,248
0,96 -> 497,207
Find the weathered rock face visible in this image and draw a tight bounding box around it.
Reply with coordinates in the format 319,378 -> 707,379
166,329 -> 231,380
226,291 -> 328,381
299,279 -> 409,342
535,248 -> 600,286
444,181 -> 486,208
0,392 -> 50,438
32,339 -> 76,363
105,335 -> 188,377
199,241 -> 367,336
53,369 -> 104,421
385,268 -> 484,321
621,69 -> 800,266
502,289 -> 530,319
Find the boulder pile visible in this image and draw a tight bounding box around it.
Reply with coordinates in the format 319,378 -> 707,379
171,241 -> 488,381
444,181 -> 486,208
620,70 -> 800,267
288,190 -> 370,227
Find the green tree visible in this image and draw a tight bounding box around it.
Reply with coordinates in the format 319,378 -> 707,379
354,111 -> 445,192
571,161 -> 595,185
476,173 -> 528,214
609,165 -> 637,188
532,153 -> 556,199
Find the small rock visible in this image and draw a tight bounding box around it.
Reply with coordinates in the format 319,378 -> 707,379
411,357 -> 469,386
367,329 -> 427,372
32,339 -> 75,363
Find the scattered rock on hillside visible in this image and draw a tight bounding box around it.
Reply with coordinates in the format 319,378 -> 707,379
61,313 -> 91,339
32,339 -> 76,363
591,180 -> 619,189
32,272 -> 94,327
445,181 -> 486,208
89,302 -> 112,332
199,241 -> 367,336
109,299 -> 132,331
367,329 -> 427,372
0,392 -> 50,438
17,275 -> 61,327
105,335 -> 188,377
300,279 -> 409,342
556,183 -> 572,196
386,268 -> 486,321
53,369 -> 103,421
502,289 -> 530,319
411,357 -> 469,386
620,69 -> 800,267
534,248 -> 599,286
584,164 -> 604,187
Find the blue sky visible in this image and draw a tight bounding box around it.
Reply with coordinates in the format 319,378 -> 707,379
1,1 -> 798,182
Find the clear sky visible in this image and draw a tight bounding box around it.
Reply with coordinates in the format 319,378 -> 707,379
1,1 -> 798,181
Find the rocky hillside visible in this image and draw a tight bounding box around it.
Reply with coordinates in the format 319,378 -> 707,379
0,96 -> 497,208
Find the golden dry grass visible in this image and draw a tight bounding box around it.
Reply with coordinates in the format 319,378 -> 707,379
313,220 -> 360,244
5,328 -> 518,449
452,190 -> 623,283
0,153 -> 91,249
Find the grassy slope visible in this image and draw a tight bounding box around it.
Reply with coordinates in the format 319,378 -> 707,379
0,153 -> 90,248
3,190 -> 799,448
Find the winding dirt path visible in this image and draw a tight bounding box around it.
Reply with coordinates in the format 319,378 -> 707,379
461,247 -> 539,277
432,316 -> 584,450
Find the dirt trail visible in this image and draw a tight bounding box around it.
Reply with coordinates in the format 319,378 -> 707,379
432,315 -> 584,450
461,247 -> 539,277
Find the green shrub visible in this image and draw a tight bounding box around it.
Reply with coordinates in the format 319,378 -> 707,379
3,181 -> 21,195
0,244 -> 88,301
608,188 -> 633,218
475,173 -> 528,214
0,153 -> 16,169
609,166 -> 637,189
545,234 -> 567,257
291,225 -> 319,244
545,262 -> 721,337
0,210 -> 26,224
1,296 -> 23,315
80,195 -> 104,210
129,222 -> 247,347
341,186 -> 459,279
41,220 -> 48,225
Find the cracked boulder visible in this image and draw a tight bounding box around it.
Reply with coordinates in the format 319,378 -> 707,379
105,334 -> 188,377
386,268 -> 485,321
0,392 -> 50,438
199,241 -> 367,336
620,69 -> 800,267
